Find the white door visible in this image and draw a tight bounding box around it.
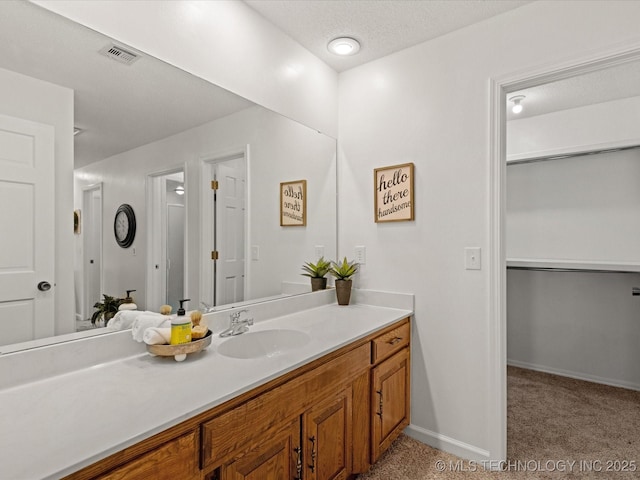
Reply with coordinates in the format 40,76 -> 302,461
0,113 -> 55,346
215,159 -> 246,305
83,185 -> 102,321
166,203 -> 185,309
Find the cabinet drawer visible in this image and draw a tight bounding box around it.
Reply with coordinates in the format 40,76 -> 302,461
95,430 -> 199,480
371,321 -> 410,364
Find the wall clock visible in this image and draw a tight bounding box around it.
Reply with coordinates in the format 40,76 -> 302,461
114,204 -> 136,248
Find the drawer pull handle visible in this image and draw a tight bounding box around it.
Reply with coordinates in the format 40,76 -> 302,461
387,336 -> 403,345
308,436 -> 316,472
376,389 -> 383,417
293,446 -> 303,480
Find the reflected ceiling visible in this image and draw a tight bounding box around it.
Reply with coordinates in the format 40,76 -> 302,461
0,1 -> 253,168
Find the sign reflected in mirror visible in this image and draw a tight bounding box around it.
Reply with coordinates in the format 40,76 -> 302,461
280,180 -> 307,226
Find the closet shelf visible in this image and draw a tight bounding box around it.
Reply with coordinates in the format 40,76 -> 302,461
506,258 -> 640,274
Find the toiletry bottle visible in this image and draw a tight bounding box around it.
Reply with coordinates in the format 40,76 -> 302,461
170,299 -> 192,345
118,289 -> 138,311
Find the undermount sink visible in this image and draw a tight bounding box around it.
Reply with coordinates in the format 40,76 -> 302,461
217,329 -> 311,359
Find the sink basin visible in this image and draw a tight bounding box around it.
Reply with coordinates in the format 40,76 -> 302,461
217,329 -> 311,359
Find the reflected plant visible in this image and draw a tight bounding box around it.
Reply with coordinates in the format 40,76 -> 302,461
301,257 -> 332,279
91,294 -> 123,325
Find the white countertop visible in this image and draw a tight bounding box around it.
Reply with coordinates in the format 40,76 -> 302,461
0,301 -> 412,480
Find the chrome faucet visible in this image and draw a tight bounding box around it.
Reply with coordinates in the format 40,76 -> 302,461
219,309 -> 254,337
201,302 -> 216,313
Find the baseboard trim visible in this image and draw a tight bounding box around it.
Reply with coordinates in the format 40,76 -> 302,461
507,359 -> 640,392
404,424 -> 490,462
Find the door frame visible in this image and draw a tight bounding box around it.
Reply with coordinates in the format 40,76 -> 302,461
81,182 -> 103,322
200,146 -> 249,308
146,166 -> 187,311
488,42 -> 640,463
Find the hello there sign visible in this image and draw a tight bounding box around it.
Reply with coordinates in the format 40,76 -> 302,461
280,180 -> 307,226
374,163 -> 414,222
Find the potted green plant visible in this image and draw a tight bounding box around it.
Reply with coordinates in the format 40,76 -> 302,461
301,257 -> 332,291
329,257 -> 358,305
91,294 -> 123,326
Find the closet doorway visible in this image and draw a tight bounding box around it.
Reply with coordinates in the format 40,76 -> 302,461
501,57 -> 640,460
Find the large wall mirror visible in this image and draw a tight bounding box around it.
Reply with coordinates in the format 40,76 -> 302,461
0,1 -> 336,350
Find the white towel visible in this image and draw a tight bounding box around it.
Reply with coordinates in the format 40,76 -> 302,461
132,315 -> 172,342
107,310 -> 163,330
143,327 -> 172,345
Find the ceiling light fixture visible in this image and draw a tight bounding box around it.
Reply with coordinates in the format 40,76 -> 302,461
509,95 -> 525,114
328,37 -> 360,56
175,185 -> 185,195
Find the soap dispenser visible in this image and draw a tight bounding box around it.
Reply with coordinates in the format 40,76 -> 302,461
170,298 -> 192,345
118,290 -> 138,311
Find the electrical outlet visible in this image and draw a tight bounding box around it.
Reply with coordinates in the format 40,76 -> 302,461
314,245 -> 325,258
465,247 -> 481,270
355,246 -> 366,265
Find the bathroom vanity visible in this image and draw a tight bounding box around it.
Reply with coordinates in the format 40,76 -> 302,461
0,291 -> 413,480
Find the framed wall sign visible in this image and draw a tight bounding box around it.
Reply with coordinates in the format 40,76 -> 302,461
374,162 -> 414,222
280,180 -> 307,226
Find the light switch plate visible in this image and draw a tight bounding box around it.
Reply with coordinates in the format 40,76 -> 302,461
314,245 -> 325,259
355,246 -> 366,265
251,245 -> 260,261
465,247 -> 481,270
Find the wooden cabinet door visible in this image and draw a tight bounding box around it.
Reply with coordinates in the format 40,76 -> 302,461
303,388 -> 352,480
223,419 -> 301,480
371,348 -> 410,462
95,430 -> 199,480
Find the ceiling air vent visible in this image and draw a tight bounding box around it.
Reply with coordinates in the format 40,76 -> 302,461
99,44 -> 140,66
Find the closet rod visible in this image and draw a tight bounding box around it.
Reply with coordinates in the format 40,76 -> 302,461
507,144 -> 640,166
507,266 -> 640,274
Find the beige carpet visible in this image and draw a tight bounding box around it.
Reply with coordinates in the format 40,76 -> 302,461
357,367 -> 640,479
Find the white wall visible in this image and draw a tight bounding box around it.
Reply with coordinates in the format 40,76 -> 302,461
338,0 -> 640,461
507,149 -> 640,264
507,95 -> 640,161
31,0 -> 338,138
507,269 -> 640,390
0,67 -> 75,336
75,105 -> 336,313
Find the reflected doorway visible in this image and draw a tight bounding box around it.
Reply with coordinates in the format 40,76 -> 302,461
147,169 -> 186,312
81,184 -> 102,324
201,152 -> 247,307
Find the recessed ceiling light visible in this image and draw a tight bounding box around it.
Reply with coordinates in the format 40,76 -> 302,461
328,37 -> 360,56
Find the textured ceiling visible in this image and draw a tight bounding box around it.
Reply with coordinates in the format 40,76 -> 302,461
508,61 -> 640,120
245,0 -> 640,119
244,0 -> 533,72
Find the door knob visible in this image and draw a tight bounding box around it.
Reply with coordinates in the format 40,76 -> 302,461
37,281 -> 52,292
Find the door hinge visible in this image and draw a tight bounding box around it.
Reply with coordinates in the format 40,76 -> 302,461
211,180 -> 219,190
211,250 -> 219,260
